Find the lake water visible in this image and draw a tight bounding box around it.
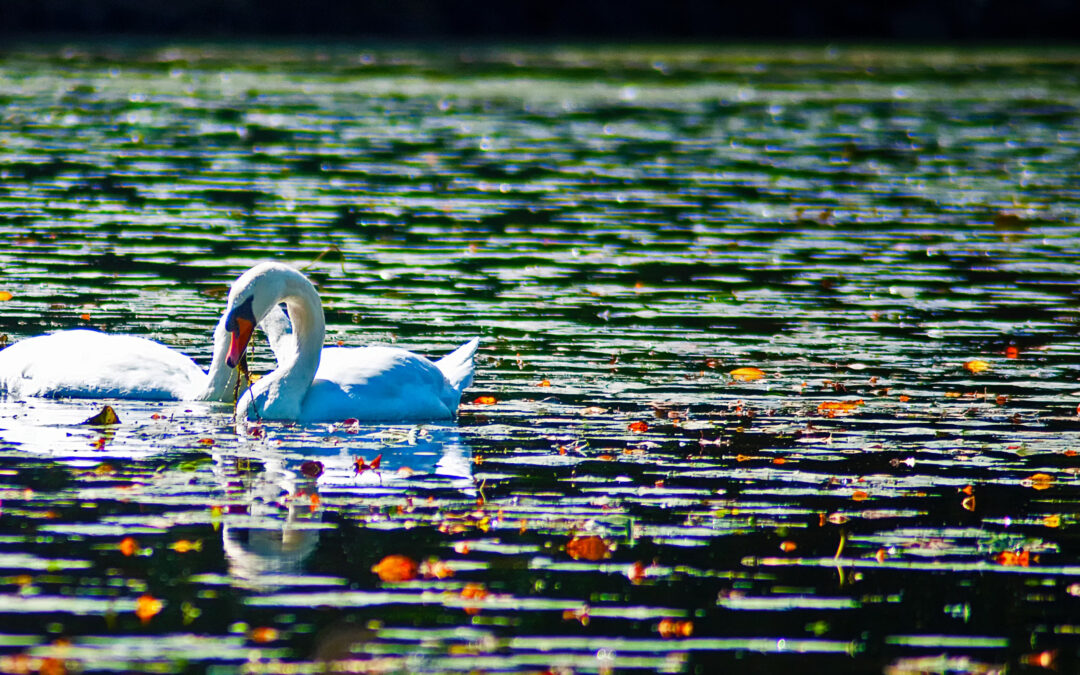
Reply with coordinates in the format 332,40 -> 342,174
1,42 -> 1080,673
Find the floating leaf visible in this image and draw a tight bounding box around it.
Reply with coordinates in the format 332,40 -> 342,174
628,421 -> 649,433
135,594 -> 163,624
729,367 -> 765,382
779,541 -> 797,552
249,627 -> 279,643
1005,345 -> 1019,359
0,291 -> 12,302
536,379 -> 552,387
170,540 -> 202,553
658,618 -> 694,638
473,396 -> 497,405
995,549 -> 1032,567
421,558 -> 454,579
118,537 -> 137,557
964,359 -> 990,374
300,460 -> 324,478
817,400 -> 864,416
372,554 -> 418,582
1026,473 -> 1054,490
81,405 -> 120,425
566,535 -> 611,561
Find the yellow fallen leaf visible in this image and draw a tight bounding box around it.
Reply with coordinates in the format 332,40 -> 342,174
964,359 -> 990,374
729,367 -> 766,382
0,291 -> 12,301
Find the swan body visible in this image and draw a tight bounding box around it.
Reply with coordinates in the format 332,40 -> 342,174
225,262 -> 478,423
0,299 -> 291,401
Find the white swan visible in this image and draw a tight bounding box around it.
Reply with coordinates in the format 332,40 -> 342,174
223,262 -> 479,423
0,296 -> 291,401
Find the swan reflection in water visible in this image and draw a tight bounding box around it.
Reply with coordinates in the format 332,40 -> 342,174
220,423 -> 474,587
0,398 -> 474,588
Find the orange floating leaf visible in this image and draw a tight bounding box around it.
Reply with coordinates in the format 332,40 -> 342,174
1019,650 -> 1057,669
962,496 -> 976,511
1005,345 -> 1020,359
198,438 -> 215,446
80,313 -> 91,321
0,291 -> 12,302
118,537 -> 138,557
135,594 -> 163,624
817,400 -> 864,416
657,618 -> 694,638
1027,473 -> 1054,491
898,395 -> 911,402
421,558 -> 454,579
563,606 -> 590,625
249,627 -> 279,643
473,396 -> 497,405
566,535 -> 611,561
964,359 -> 990,374
779,541 -> 797,552
875,548 -> 887,563
729,367 -> 765,382
852,490 -> 869,501
169,539 -> 202,553
627,421 -> 649,433
1044,514 -> 1061,528
995,549 -> 1031,567
536,379 -> 552,387
372,554 -> 418,582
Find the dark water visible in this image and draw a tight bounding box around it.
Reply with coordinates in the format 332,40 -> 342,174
1,42 -> 1080,673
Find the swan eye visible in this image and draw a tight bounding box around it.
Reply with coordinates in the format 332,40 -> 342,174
225,296 -> 256,331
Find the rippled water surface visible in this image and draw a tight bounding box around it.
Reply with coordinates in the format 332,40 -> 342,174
2,42 -> 1080,673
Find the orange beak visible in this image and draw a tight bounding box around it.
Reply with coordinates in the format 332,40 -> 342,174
225,297 -> 257,369
227,316 -> 255,368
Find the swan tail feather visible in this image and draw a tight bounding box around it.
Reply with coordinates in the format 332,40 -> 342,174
436,337 -> 479,394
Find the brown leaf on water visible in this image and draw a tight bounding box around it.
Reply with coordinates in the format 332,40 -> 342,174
566,535 -> 612,561
729,367 -> 765,382
993,212 -> 1027,230
372,554 -> 418,582
81,405 -> 120,425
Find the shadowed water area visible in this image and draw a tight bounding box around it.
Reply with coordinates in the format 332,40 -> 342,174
0,42 -> 1080,673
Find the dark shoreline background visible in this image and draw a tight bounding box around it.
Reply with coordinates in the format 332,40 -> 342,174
2,0 -> 1079,41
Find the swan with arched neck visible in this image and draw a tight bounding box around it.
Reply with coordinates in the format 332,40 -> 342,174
224,262 -> 478,422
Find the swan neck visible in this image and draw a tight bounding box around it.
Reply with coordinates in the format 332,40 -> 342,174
195,314 -> 237,400
277,277 -> 324,395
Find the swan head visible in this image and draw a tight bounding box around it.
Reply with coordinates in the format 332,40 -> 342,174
225,296 -> 257,368
223,262 -> 323,372
223,262 -> 298,369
